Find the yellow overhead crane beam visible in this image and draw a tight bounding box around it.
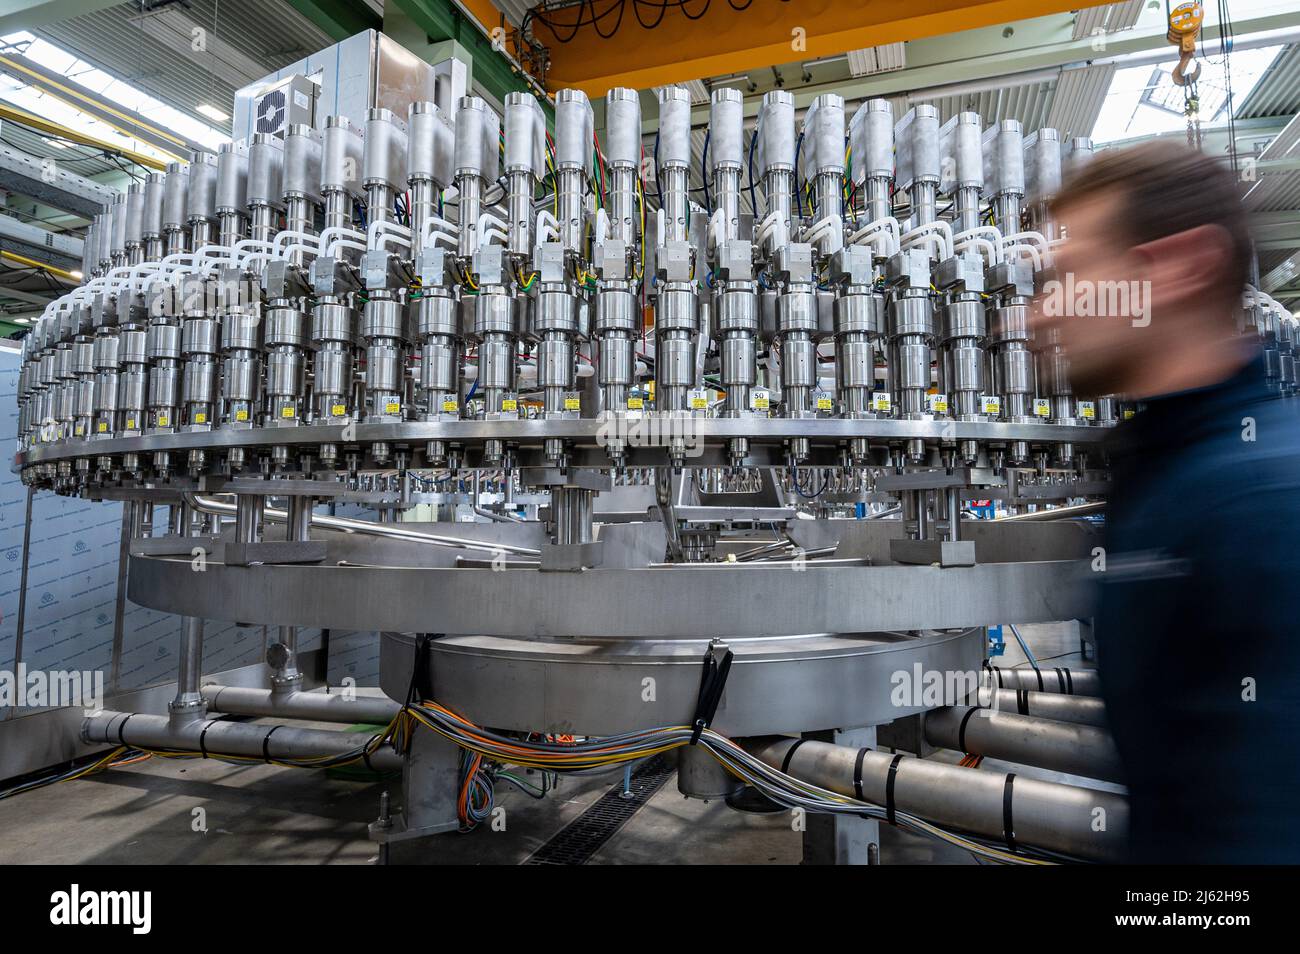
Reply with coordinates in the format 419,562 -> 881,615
0,102 -> 167,171
531,0 -> 1117,96
0,52 -> 189,162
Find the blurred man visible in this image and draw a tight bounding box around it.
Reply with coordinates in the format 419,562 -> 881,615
1043,140 -> 1300,862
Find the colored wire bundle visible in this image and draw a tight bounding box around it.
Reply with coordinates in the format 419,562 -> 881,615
0,745 -> 149,801
3,699 -> 1069,863
399,700 -> 1058,863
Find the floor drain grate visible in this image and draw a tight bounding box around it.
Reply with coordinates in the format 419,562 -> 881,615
523,754 -> 675,865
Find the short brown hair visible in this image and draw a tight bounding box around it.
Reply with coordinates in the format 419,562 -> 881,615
1052,140 -> 1252,302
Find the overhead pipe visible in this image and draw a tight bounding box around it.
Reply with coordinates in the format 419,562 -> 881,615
741,735 -> 1127,862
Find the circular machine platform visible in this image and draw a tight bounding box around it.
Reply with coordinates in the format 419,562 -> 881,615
379,628 -> 986,737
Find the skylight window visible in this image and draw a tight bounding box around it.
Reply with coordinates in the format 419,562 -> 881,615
0,30 -> 230,160
1091,45 -> 1284,144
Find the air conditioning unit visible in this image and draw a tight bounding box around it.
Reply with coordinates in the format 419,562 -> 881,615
252,75 -> 318,138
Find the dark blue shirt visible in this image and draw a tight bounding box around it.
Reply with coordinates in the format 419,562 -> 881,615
1099,354 -> 1300,862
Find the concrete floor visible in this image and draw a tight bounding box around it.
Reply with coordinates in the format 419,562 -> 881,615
0,622 -> 1104,865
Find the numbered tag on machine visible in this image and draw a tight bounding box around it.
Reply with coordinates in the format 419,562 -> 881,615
562,391 -> 582,418
814,389 -> 833,415
980,394 -> 1002,416
625,395 -> 645,419
493,395 -> 521,419
927,393 -> 949,415
750,387 -> 771,414
1076,400 -> 1096,421
688,387 -> 710,412
438,398 -> 459,421
871,392 -> 892,413
1033,398 -> 1051,418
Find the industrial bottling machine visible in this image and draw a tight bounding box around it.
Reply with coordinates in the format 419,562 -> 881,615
11,31 -> 1293,865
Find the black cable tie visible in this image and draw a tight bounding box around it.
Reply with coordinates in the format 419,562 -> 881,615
885,753 -> 904,826
262,724 -> 280,764
991,665 -> 1004,689
689,639 -> 734,745
957,706 -> 979,754
198,721 -> 213,759
1017,688 -> 1029,715
780,739 -> 807,775
363,736 -> 382,772
853,746 -> 871,801
1034,667 -> 1044,692
115,712 -> 134,746
1061,667 -> 1074,695
1003,773 -> 1018,852
405,633 -> 441,708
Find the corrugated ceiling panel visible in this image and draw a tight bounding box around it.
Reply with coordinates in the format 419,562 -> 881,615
1072,1 -> 1143,41
1237,45 -> 1300,119
1244,173 -> 1300,214
1045,63 -> 1114,139
36,0 -> 332,134
910,80 -> 1057,132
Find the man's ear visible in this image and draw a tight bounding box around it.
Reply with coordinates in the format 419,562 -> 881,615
1133,224 -> 1235,311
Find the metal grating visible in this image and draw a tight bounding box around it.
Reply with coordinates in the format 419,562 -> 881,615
522,754 -> 675,865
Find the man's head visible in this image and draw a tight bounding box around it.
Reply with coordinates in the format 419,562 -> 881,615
1041,139 -> 1253,398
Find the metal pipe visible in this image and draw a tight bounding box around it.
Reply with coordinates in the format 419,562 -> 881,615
996,501 -> 1105,521
183,493 -> 540,557
741,735 -> 1127,862
984,664 -> 1100,697
200,685 -> 401,725
83,710 -> 403,771
975,688 -> 1108,727
170,615 -> 205,722
923,705 -> 1123,783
